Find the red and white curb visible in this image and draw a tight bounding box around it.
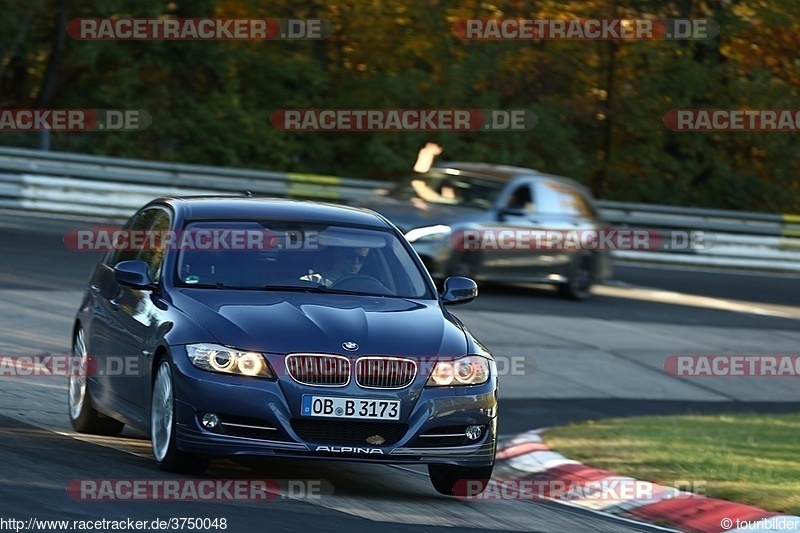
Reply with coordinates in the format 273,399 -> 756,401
491,430 -> 800,533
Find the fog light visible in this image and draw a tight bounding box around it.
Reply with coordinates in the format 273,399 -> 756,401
201,413 -> 220,429
465,425 -> 482,441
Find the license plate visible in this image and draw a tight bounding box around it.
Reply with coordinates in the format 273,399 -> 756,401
302,395 -> 400,421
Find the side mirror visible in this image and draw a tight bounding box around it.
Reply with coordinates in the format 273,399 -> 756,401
440,276 -> 478,305
114,260 -> 154,289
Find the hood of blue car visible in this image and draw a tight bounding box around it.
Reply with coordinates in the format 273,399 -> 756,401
171,289 -> 468,357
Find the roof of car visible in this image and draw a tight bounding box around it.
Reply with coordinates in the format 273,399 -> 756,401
431,162 -> 539,180
152,196 -> 391,227
431,161 -> 581,185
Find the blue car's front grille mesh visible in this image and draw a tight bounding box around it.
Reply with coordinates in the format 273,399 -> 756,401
291,419 -> 408,445
286,354 -> 350,386
355,357 -> 417,389
286,355 -> 417,389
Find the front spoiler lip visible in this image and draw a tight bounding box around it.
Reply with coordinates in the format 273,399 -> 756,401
175,418 -> 497,466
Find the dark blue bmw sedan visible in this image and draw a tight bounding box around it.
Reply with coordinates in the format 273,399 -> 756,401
68,197 -> 497,496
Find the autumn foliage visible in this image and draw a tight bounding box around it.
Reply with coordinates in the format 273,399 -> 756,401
1,0 -> 798,212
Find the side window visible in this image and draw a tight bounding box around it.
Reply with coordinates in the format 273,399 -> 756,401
536,181 -> 592,216
569,190 -> 595,217
504,184 -> 536,213
104,209 -> 160,267
104,207 -> 171,283
140,210 -> 171,282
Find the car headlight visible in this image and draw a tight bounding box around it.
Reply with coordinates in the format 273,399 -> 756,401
405,225 -> 451,243
426,355 -> 490,386
186,343 -> 274,379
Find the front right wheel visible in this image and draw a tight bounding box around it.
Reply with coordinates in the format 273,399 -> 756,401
428,463 -> 494,497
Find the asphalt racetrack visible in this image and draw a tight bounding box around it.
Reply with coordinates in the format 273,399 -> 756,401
0,212 -> 797,532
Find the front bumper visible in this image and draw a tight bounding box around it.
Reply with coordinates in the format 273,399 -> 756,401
171,348 -> 498,467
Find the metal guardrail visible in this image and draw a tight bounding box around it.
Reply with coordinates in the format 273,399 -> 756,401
0,147 -> 383,218
0,146 -> 798,273
596,201 -> 800,273
610,235 -> 800,273
598,200 -> 800,237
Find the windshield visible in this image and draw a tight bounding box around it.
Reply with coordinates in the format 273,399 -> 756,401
391,172 -> 506,210
174,220 -> 433,299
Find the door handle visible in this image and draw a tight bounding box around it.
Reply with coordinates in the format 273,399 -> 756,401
109,299 -> 120,310
89,284 -> 101,293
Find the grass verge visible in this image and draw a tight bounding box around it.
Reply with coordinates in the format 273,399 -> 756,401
544,412 -> 800,515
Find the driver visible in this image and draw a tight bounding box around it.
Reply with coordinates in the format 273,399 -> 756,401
301,247 -> 370,287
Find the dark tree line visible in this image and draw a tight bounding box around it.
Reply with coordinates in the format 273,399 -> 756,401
1,0 -> 798,212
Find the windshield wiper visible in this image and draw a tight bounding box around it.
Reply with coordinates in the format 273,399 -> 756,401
262,284 -> 327,292
263,284 -> 387,297
178,282 -> 227,289
182,282 -> 388,297
315,286 -> 390,297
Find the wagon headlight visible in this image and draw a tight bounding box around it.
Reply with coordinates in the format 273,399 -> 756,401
426,355 -> 490,386
186,343 -> 274,379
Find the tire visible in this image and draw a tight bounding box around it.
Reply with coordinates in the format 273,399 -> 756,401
558,256 -> 593,300
151,357 -> 210,475
428,463 -> 494,497
68,328 -> 124,436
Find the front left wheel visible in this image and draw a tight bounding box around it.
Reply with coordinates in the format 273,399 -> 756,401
151,358 -> 210,475
68,328 -> 124,436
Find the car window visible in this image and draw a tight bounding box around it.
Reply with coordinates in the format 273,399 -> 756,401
139,209 -> 172,282
504,184 -> 536,213
390,238 -> 429,296
574,191 -> 598,217
392,172 -> 505,210
175,221 -> 434,299
104,208 -> 162,267
535,181 -> 594,216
